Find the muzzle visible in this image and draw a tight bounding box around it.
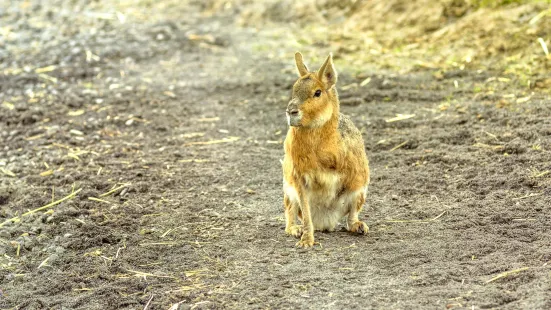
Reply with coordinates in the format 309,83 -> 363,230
286,99 -> 302,127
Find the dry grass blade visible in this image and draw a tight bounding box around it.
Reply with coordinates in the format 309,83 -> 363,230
37,256 -> 51,269
67,109 -> 85,116
513,193 -> 542,200
386,210 -> 447,224
25,134 -> 44,141
0,167 -> 16,177
144,295 -> 154,310
35,65 -> 57,73
390,141 -> 408,152
385,219 -> 430,223
0,188 -> 82,228
431,211 -> 447,221
184,269 -> 208,277
385,114 -> 415,123
537,37 -> 549,56
472,143 -> 504,150
40,170 -> 54,177
184,137 -> 239,146
534,170 -> 550,178
88,197 -> 112,204
126,269 -> 177,279
360,77 -> 372,86
484,131 -> 499,141
516,96 -> 531,104
38,73 -> 58,83
529,8 -> 551,24
168,301 -> 186,310
160,228 -> 175,238
181,132 -> 205,138
73,288 -> 93,292
99,183 -> 130,197
178,159 -> 210,163
485,267 -> 529,284
140,242 -> 179,246
2,101 -> 15,110
191,301 -> 210,309
447,303 -> 463,308
196,117 -> 219,122
341,83 -> 358,90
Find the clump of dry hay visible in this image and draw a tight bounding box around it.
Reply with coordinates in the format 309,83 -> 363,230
199,0 -> 551,85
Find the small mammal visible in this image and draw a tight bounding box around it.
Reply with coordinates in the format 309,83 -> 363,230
282,52 -> 370,248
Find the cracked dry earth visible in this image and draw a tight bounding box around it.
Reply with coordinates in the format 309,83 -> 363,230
1,2 -> 551,309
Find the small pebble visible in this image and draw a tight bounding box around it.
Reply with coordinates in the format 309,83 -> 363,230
0,230 -> 10,239
23,213 -> 39,222
62,207 -> 78,216
48,253 -> 59,264
22,236 -> 35,250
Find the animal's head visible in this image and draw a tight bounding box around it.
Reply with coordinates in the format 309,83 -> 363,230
286,52 -> 338,128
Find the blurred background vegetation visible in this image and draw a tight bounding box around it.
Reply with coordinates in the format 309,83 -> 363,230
184,0 -> 550,90
3,0 -> 549,89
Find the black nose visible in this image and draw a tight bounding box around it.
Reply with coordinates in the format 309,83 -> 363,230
287,109 -> 299,116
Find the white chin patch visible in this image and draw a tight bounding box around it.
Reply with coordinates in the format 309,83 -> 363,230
286,114 -> 291,126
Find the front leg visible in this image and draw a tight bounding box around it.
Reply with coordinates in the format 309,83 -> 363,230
284,194 -> 302,238
296,193 -> 314,248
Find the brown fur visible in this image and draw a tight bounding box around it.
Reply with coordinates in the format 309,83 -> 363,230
282,52 -> 370,248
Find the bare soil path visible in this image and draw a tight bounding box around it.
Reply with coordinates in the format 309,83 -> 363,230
1,2 -> 550,309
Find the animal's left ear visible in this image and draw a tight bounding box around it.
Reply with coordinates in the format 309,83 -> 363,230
317,53 -> 338,90
295,52 -> 309,77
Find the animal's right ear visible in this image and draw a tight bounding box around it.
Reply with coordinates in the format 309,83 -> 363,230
294,52 -> 309,77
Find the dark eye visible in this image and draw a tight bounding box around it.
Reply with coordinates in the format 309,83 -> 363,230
314,90 -> 322,97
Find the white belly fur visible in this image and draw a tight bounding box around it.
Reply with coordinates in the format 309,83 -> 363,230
284,171 -> 366,231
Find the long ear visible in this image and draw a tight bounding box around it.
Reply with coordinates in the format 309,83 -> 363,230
317,53 -> 338,90
295,52 -> 309,77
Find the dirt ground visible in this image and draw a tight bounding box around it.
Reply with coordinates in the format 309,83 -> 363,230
1,1 -> 551,309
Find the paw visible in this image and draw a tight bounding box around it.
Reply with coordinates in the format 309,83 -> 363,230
349,221 -> 369,235
285,225 -> 303,238
296,234 -> 314,248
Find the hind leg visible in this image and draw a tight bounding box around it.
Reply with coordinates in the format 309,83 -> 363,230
347,192 -> 369,235
284,194 -> 302,238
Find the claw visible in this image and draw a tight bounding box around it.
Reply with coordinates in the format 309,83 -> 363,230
285,225 -> 303,238
296,234 -> 314,248
349,221 -> 369,235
